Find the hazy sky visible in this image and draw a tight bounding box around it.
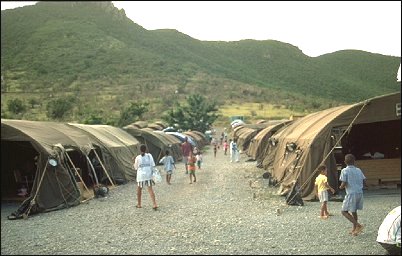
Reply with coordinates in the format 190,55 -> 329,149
1,1 -> 401,59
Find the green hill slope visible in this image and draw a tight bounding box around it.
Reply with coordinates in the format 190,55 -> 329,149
1,2 -> 400,124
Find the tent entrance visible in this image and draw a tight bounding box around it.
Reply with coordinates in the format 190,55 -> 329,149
1,141 -> 38,201
342,120 -> 401,187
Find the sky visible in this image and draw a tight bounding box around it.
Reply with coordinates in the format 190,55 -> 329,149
1,1 -> 401,61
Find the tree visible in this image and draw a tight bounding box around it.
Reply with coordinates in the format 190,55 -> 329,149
163,94 -> 219,133
118,101 -> 149,127
7,98 -> 26,114
46,98 -> 74,120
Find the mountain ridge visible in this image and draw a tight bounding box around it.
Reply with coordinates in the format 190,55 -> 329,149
1,1 -> 400,124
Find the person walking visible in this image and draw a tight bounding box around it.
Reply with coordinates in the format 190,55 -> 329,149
159,150 -> 176,185
223,140 -> 229,155
133,144 -> 158,210
314,165 -> 335,219
181,137 -> 193,174
196,152 -> 203,169
339,154 -> 367,235
230,138 -> 239,162
187,151 -> 197,184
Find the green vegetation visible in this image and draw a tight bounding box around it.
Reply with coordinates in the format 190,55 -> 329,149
162,94 -> 219,133
1,2 -> 400,126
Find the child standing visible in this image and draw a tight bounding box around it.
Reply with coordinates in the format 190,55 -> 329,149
187,151 -> 197,184
314,165 -> 335,219
213,144 -> 218,158
159,150 -> 175,185
196,152 -> 203,169
223,140 -> 228,155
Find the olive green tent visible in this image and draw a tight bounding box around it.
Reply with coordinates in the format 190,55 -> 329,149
123,125 -> 182,164
262,92 -> 400,201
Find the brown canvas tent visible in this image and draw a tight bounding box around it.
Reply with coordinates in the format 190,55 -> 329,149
123,125 -> 182,163
262,92 -> 400,201
1,119 -> 115,217
232,124 -> 269,153
246,120 -> 292,162
67,123 -> 140,182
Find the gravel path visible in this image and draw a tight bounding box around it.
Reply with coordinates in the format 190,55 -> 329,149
1,141 -> 400,255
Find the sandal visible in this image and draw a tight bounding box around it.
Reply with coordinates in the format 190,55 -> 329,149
153,206 -> 158,211
136,205 -> 142,208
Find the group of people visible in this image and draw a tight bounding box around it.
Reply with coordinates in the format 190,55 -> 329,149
211,136 -> 239,162
132,136 -> 204,210
132,133 -> 400,255
315,153 -> 400,255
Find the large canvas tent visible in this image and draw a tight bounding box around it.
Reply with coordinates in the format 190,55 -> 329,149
1,119 -> 112,217
67,123 -> 140,182
246,121 -> 292,162
262,92 -> 400,201
123,125 -> 182,163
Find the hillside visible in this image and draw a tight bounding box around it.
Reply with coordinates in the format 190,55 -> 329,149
1,1 -> 400,125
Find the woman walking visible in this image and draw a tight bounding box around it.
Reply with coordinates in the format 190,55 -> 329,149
133,144 -> 158,210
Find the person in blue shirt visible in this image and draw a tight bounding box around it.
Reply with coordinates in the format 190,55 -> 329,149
339,154 -> 367,236
159,150 -> 175,185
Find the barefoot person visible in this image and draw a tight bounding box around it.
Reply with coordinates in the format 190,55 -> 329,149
187,151 -> 197,184
339,154 -> 367,235
133,144 -> 158,210
159,150 -> 175,185
181,137 -> 193,174
314,165 -> 335,219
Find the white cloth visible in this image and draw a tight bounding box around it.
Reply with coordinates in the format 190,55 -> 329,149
377,206 -> 401,245
159,155 -> 175,172
230,141 -> 239,162
134,153 -> 155,183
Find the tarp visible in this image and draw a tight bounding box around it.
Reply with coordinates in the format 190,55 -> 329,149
262,91 -> 401,200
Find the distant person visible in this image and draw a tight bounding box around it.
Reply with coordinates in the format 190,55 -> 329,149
220,132 -> 224,145
230,138 -> 239,162
376,206 -> 401,255
196,152 -> 203,169
133,144 -> 158,210
187,151 -> 197,184
181,137 -> 193,174
223,140 -> 229,155
314,165 -> 335,219
339,154 -> 367,236
213,144 -> 218,158
159,150 -> 176,185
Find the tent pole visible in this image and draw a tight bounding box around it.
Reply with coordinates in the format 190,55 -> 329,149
63,151 -> 92,196
93,149 -> 116,188
284,101 -> 370,207
23,158 -> 49,219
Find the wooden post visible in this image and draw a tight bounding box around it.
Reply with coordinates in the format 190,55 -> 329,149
64,151 -> 92,196
93,149 -> 116,188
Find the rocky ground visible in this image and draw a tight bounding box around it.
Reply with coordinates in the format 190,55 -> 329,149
1,137 -> 400,255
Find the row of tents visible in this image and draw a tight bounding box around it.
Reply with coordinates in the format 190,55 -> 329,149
232,91 -> 400,202
1,120 -> 208,219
